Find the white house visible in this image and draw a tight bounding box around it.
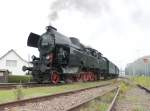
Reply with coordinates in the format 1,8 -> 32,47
0,49 -> 32,75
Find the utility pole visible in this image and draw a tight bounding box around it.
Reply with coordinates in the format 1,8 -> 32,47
132,63 -> 135,76
143,58 -> 148,76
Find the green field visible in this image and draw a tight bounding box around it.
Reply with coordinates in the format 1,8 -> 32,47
0,80 -> 116,104
130,76 -> 150,88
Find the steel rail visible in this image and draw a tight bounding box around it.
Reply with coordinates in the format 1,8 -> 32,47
107,87 -> 120,111
137,84 -> 150,93
0,83 -> 49,90
0,79 -> 118,90
0,82 -> 68,90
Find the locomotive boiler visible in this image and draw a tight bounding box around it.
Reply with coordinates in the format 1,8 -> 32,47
23,26 -> 119,84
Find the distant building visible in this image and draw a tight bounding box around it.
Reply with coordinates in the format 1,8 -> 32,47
0,49 -> 32,75
0,69 -> 10,83
119,69 -> 125,76
125,56 -> 150,76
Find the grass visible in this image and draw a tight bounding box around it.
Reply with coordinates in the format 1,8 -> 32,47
119,81 -> 130,94
117,80 -> 133,101
80,101 -> 109,111
0,80 -> 115,104
80,90 -> 116,111
133,107 -> 145,111
130,76 -> 150,88
14,85 -> 24,100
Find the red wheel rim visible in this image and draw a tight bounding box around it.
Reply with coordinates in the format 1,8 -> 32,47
89,72 -> 92,81
81,74 -> 85,81
87,72 -> 91,81
91,73 -> 95,81
51,71 -> 60,84
83,74 -> 88,82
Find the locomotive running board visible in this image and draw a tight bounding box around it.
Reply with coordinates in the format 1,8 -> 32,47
62,67 -> 80,74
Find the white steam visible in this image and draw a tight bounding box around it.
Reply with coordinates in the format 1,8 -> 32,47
49,0 -> 109,21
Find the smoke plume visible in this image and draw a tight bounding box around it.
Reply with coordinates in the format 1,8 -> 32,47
49,0 -> 109,21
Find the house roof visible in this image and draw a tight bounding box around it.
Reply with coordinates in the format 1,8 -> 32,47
0,49 -> 29,63
133,55 -> 150,63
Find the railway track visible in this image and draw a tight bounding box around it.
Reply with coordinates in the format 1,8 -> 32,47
106,80 -> 150,111
120,76 -> 150,93
0,83 -> 48,90
107,87 -> 120,111
0,83 -> 23,89
113,84 -> 150,111
0,79 -> 118,90
68,87 -> 120,111
104,83 -> 150,111
107,78 -> 150,111
0,82 -> 119,111
0,82 -> 68,90
137,84 -> 150,93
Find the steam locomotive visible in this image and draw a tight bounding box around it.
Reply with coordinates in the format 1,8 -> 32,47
23,26 -> 119,84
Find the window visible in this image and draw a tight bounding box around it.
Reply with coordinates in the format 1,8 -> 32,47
0,72 -> 3,76
6,60 -> 17,67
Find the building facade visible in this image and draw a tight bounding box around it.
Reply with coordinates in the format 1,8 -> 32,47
125,56 -> 150,76
0,49 -> 32,75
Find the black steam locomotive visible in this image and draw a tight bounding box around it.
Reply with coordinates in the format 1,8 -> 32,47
23,26 -> 119,84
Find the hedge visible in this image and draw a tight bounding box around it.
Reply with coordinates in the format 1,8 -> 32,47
8,75 -> 33,83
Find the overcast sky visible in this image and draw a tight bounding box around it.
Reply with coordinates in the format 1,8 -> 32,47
0,0 -> 150,69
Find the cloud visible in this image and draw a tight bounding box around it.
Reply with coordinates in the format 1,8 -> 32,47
0,0 -> 150,70
125,0 -> 150,29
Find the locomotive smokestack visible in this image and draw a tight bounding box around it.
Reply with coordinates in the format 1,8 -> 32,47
46,26 -> 57,31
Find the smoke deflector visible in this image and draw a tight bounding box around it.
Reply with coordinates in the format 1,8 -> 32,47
27,32 -> 41,48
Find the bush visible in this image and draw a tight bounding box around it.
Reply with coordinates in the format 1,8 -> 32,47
120,81 -> 129,94
14,85 -> 24,100
8,75 -> 33,83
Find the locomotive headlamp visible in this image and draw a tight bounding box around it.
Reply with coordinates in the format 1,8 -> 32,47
46,55 -> 50,60
46,54 -> 53,63
31,55 -> 36,60
31,55 -> 40,61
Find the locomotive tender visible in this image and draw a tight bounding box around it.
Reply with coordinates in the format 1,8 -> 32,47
23,26 -> 119,84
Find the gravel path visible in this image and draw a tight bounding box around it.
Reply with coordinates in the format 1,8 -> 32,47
3,85 -> 117,111
114,87 -> 150,111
